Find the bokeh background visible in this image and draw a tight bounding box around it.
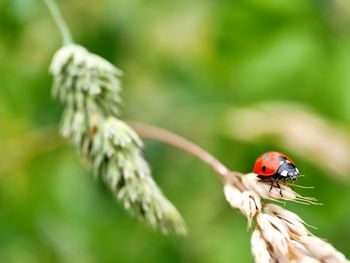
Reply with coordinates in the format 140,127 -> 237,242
1,0 -> 350,262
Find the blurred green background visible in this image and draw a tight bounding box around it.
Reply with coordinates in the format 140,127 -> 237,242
1,0 -> 350,262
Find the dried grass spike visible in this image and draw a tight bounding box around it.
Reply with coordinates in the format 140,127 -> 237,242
298,236 -> 349,263
264,204 -> 311,237
224,184 -> 261,226
242,173 -> 319,205
256,213 -> 289,257
251,228 -> 274,263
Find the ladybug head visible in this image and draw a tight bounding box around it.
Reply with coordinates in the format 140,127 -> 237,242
276,162 -> 299,181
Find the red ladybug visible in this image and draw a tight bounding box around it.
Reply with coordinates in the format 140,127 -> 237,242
253,152 -> 300,192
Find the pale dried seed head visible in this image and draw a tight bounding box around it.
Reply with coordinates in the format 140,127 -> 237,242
236,174 -> 347,262
256,213 -> 289,257
298,236 -> 349,263
242,173 -> 317,205
224,184 -> 261,226
257,206 -> 348,263
280,240 -> 319,263
290,240 -> 312,257
242,173 -> 297,200
264,204 -> 310,237
236,177 -> 348,263
224,184 -> 242,208
263,213 -> 290,239
284,219 -> 309,238
289,240 -> 322,263
296,256 -> 320,263
264,204 -> 305,224
241,191 -> 261,225
251,228 -> 274,263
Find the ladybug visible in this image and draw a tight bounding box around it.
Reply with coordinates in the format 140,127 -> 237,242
253,151 -> 300,193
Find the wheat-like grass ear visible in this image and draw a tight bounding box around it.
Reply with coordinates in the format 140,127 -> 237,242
49,44 -> 187,235
222,175 -> 349,263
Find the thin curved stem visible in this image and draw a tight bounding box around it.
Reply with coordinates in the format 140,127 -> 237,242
1,122 -> 246,191
43,0 -> 73,45
128,122 -> 246,191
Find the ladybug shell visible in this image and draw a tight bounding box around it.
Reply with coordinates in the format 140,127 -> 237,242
253,152 -> 295,177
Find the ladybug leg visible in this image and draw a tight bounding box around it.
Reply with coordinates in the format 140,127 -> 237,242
269,178 -> 274,192
276,179 -> 283,197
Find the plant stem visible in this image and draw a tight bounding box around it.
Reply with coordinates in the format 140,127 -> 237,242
1,122 -> 246,191
128,122 -> 246,191
43,0 -> 73,45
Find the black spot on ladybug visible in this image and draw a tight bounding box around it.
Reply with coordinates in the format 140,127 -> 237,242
262,165 -> 266,172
